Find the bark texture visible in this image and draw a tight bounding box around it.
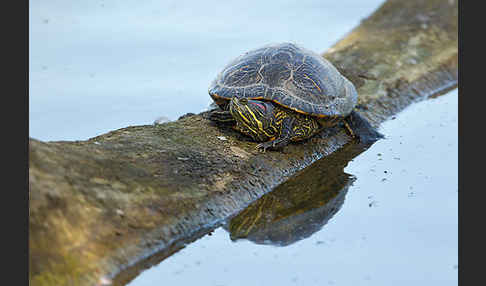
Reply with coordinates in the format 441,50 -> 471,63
29,0 -> 458,285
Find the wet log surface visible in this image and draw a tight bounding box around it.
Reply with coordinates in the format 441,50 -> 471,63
29,0 -> 458,285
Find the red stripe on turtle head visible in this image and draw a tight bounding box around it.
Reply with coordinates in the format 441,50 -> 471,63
251,102 -> 266,112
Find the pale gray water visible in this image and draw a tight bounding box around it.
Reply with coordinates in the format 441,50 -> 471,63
30,1 -> 457,285
128,90 -> 458,286
29,0 -> 385,141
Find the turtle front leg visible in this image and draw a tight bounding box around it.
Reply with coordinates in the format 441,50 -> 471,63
208,110 -> 235,123
256,117 -> 295,152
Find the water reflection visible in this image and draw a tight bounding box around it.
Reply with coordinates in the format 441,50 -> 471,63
225,142 -> 372,246
117,142 -> 375,285
127,90 -> 457,286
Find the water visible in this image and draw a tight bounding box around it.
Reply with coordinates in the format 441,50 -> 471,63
127,90 -> 458,286
29,0 -> 385,141
30,1 -> 457,285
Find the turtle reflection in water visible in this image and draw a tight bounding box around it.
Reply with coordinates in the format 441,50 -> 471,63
225,142 -> 370,246
209,42 -> 382,151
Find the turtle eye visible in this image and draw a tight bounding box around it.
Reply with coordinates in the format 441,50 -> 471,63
239,98 -> 248,105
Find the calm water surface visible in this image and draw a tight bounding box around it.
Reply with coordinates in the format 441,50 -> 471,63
29,0 -> 385,141
128,90 -> 458,286
30,1 -> 457,285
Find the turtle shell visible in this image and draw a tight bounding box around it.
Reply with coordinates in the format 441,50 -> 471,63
209,42 -> 358,118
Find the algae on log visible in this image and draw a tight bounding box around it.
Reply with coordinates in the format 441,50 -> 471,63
29,0 -> 458,285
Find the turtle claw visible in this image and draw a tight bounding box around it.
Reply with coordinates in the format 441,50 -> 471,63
256,141 -> 275,153
256,143 -> 267,153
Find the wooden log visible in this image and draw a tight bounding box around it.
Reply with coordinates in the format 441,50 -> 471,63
29,0 -> 458,285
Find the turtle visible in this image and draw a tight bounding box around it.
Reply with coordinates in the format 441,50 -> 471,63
208,42 -> 381,151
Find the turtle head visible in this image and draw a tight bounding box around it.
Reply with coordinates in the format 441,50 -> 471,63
229,97 -> 277,141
